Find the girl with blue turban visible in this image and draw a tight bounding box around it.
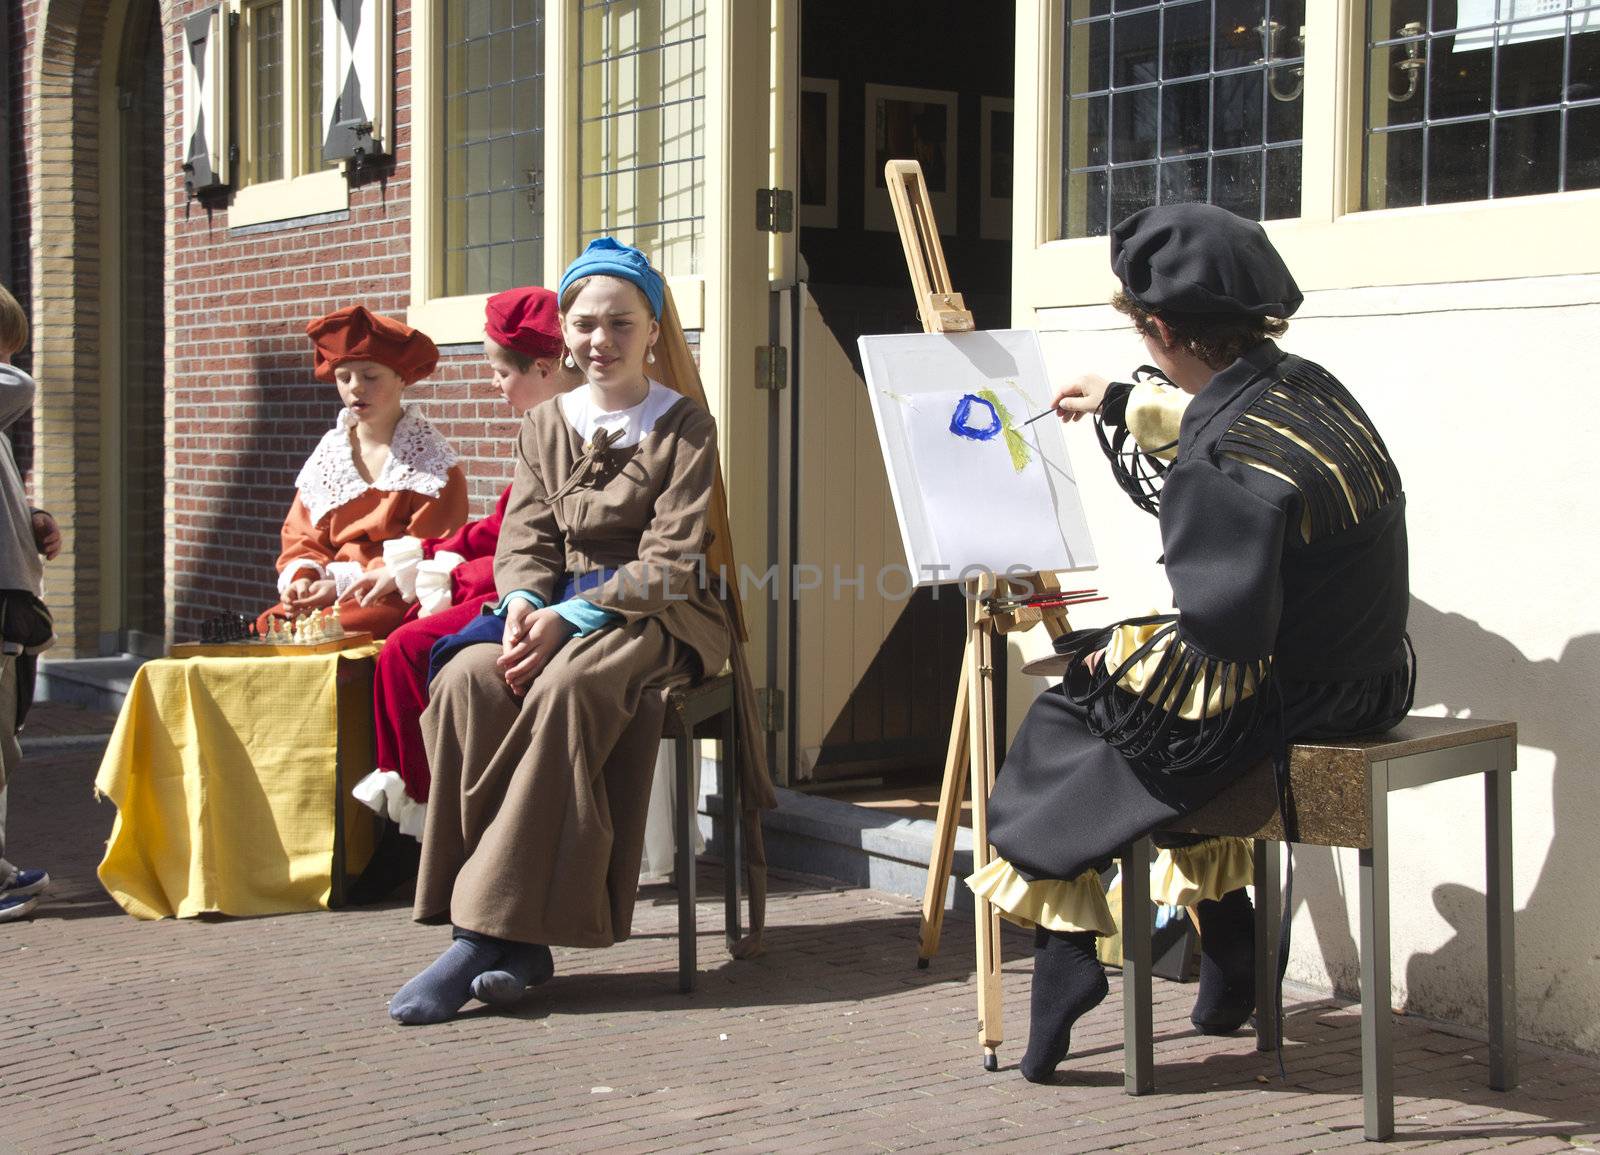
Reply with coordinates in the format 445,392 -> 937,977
388,239 -> 765,1023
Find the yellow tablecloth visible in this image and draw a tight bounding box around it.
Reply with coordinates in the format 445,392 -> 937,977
95,647 -> 379,919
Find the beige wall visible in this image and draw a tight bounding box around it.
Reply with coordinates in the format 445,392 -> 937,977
1013,273 -> 1600,1055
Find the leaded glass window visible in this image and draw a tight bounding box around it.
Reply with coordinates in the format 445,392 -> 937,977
1060,0 -> 1306,239
577,0 -> 706,276
1365,1 -> 1600,207
250,1 -> 286,184
442,0 -> 546,297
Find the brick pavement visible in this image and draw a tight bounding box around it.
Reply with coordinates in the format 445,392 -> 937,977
2,716 -> 1597,1154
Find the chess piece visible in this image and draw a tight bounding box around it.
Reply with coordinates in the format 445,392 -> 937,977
308,609 -> 323,642
328,603 -> 345,638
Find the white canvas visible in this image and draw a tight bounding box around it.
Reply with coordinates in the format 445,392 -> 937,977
859,329 -> 1098,586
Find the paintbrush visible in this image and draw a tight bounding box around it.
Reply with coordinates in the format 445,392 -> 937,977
1020,404 -> 1063,427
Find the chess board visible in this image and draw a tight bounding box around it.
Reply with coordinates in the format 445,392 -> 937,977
169,631 -> 374,659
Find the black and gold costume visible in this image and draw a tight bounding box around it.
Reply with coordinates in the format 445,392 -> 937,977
986,341 -> 1414,890
974,202 -> 1416,1081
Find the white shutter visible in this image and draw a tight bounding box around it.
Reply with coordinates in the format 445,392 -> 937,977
322,0 -> 393,164
181,5 -> 230,193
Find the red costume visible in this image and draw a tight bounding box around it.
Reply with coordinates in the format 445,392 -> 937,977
259,306 -> 466,638
356,486 -> 510,834
355,285 -> 566,837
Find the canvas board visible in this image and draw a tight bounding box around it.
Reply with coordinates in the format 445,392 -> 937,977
858,329 -> 1097,587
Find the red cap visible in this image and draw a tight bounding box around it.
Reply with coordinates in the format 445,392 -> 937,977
484,286 -> 564,361
306,305 -> 439,384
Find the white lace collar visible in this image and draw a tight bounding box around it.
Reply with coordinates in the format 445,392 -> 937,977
558,379 -> 680,449
294,405 -> 459,524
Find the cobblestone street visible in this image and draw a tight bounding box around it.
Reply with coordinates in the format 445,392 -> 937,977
2,707 -> 1597,1153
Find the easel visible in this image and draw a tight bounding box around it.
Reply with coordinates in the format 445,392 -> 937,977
883,160 -> 1078,1071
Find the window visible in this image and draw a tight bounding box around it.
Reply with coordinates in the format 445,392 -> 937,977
577,0 -> 706,275
1059,0 -> 1307,239
303,0 -> 326,175
1365,1 -> 1600,207
249,1 -> 285,183
234,0 -> 344,224
441,0 -> 546,297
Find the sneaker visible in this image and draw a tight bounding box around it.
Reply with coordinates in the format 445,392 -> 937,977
0,868 -> 49,900
0,894 -> 38,923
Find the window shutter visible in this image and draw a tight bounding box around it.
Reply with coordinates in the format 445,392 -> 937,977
322,0 -> 393,164
181,5 -> 230,194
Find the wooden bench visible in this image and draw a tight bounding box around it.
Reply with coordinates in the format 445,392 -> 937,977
662,672 -> 742,993
1117,715 -> 1518,1141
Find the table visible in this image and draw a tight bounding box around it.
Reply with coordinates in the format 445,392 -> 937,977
96,647 -> 378,919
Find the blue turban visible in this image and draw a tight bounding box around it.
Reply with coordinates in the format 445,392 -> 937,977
558,237 -> 665,320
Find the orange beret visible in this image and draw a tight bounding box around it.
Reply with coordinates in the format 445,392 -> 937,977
485,286 -> 564,361
306,305 -> 439,384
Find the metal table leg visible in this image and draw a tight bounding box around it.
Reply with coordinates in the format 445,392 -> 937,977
1122,837 -> 1153,1095
675,731 -> 697,994
1486,741 -> 1517,1091
1253,839 -> 1282,1053
722,698 -> 743,948
1360,760 -> 1393,1141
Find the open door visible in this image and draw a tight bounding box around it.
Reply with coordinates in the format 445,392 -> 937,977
769,0 -> 1016,789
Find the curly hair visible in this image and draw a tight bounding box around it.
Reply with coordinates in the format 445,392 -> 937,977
1111,289 -> 1287,370
0,284 -> 28,357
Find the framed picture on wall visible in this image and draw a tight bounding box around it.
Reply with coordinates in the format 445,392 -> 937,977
863,83 -> 957,234
980,96 -> 1014,241
799,77 -> 839,228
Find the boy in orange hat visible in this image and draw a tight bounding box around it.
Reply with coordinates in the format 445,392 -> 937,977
257,305 -> 468,638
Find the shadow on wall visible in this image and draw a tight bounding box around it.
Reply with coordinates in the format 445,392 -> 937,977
1290,597 -> 1600,1053
171,343 -> 311,637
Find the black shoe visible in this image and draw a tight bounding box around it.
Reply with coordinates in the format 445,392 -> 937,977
345,821 -> 422,906
1191,887 -> 1256,1034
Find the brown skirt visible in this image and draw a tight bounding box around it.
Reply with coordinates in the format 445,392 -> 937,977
414,618 -> 694,948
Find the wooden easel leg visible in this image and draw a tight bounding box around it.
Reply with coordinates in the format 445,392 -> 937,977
967,583 -> 1004,1070
917,643 -> 972,967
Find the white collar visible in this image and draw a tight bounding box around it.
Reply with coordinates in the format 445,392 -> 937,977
558,379 -> 679,449
294,405 -> 459,524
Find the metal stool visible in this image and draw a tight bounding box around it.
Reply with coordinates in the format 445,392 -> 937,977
1120,715 -> 1518,1141
661,671 -> 743,993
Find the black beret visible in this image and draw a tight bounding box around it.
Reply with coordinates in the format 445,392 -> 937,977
1110,203 -> 1303,319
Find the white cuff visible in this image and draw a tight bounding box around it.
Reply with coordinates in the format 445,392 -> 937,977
415,551 -> 465,618
383,536 -> 427,602
351,770 -> 427,840
277,558 -> 327,596
327,561 -> 365,599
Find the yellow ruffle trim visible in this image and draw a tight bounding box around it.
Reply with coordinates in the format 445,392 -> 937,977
1150,836 -> 1255,907
966,857 -> 1115,936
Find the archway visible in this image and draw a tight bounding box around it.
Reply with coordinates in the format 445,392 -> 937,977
30,0 -> 170,657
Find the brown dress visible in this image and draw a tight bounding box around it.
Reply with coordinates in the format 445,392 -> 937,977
415,388 -> 729,947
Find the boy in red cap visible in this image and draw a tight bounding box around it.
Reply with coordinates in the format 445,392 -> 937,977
344,288 -> 581,901
258,305 -> 469,638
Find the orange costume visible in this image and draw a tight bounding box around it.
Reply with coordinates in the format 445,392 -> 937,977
258,306 -> 469,638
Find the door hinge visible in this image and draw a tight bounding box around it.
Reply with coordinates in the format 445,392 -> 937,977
756,687 -> 786,733
756,187 -> 795,233
756,344 -> 788,390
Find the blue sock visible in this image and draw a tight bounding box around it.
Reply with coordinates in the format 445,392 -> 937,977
389,929 -> 505,1025
471,941 -> 555,1006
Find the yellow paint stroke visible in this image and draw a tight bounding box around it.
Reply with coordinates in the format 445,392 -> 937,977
978,387 -> 1031,473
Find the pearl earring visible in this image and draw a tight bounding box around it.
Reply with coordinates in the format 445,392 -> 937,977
646,349 -> 656,365
563,353 -> 576,369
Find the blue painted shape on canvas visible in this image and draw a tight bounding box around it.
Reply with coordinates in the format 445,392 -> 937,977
948,394 -> 1002,441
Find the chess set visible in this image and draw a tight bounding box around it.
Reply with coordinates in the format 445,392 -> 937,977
169,606 -> 373,658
